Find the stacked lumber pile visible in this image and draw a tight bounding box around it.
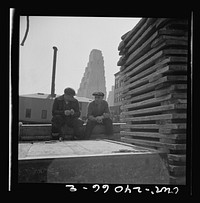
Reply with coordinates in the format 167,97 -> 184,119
117,18 -> 188,184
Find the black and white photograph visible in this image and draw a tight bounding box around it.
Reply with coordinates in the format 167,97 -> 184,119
9,9 -> 193,194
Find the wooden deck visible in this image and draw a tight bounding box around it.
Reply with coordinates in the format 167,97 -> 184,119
18,140 -> 170,184
19,139 -> 153,160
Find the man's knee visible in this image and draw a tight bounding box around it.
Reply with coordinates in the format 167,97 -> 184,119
86,119 -> 96,126
52,115 -> 63,123
52,115 -> 65,130
85,120 -> 97,133
51,115 -> 65,134
103,118 -> 113,125
103,118 -> 113,135
72,118 -> 84,127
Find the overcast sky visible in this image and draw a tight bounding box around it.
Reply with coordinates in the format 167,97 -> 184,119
19,16 -> 141,98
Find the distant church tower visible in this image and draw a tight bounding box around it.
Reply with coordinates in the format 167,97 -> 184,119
77,49 -> 107,99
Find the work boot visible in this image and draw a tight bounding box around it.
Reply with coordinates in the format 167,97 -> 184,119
59,137 -> 63,142
52,132 -> 59,140
71,135 -> 78,140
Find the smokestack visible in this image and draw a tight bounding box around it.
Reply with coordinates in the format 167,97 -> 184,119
51,46 -> 58,97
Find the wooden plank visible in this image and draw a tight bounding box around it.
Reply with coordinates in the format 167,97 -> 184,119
163,19 -> 188,30
160,138 -> 186,144
150,74 -> 187,84
159,123 -> 186,129
122,94 -> 175,110
168,154 -> 186,163
169,165 -> 186,176
120,42 -> 164,73
123,79 -> 156,97
125,40 -> 162,67
164,94 -> 187,102
158,28 -> 188,36
156,64 -> 187,72
122,123 -> 186,131
122,91 -> 155,105
159,128 -> 186,134
155,18 -> 172,29
118,40 -> 125,53
160,134 -> 186,140
155,84 -> 187,97
124,65 -> 186,90
123,113 -> 186,122
121,54 -> 187,74
161,99 -> 187,106
122,103 -> 186,116
121,137 -> 164,148
123,75 -> 187,97
117,55 -> 128,66
120,131 -> 163,138
162,48 -> 188,56
164,99 -> 186,106
156,118 -> 187,125
125,18 -> 157,51
121,123 -> 160,129
151,36 -> 188,49
149,73 -> 187,83
151,36 -> 188,48
118,18 -> 155,55
169,176 -> 186,185
124,58 -> 170,87
126,26 -> 158,60
123,65 -> 172,92
124,62 -> 187,87
155,18 -> 188,30
121,136 -> 186,150
120,25 -> 188,71
162,98 -> 187,105
122,91 -> 186,111
118,18 -> 147,53
153,34 -> 188,42
164,143 -> 186,150
124,50 -> 163,78
157,64 -> 187,73
120,18 -> 147,45
121,30 -> 131,40
125,44 -> 187,68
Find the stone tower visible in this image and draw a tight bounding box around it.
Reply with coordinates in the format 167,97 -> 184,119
77,49 -> 107,99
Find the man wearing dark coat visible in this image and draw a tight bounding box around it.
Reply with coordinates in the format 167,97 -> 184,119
84,91 -> 113,139
51,87 -> 84,140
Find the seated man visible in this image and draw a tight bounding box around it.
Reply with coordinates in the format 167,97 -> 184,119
84,92 -> 113,139
51,87 -> 84,140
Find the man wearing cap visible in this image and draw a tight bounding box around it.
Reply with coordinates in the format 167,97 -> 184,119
84,91 -> 113,139
51,87 -> 84,140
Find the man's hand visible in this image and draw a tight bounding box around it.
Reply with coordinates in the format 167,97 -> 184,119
88,115 -> 96,121
96,116 -> 104,123
64,110 -> 71,116
70,109 -> 75,115
103,113 -> 110,118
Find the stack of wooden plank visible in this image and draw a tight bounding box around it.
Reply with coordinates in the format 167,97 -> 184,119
117,18 -> 188,184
